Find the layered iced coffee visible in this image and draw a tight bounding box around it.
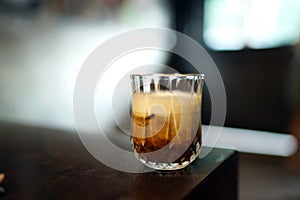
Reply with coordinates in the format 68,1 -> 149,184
131,91 -> 202,170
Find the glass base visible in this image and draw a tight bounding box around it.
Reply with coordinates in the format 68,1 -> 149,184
136,147 -> 201,171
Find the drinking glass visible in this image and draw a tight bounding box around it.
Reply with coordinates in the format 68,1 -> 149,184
130,73 -> 204,170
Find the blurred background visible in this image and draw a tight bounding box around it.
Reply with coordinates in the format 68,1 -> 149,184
1,0 -> 300,199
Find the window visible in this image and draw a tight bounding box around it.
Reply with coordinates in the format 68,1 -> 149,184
203,0 -> 300,50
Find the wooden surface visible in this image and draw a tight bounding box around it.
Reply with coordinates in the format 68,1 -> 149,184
0,123 -> 237,199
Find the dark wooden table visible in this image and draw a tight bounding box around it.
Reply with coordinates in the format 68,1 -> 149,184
0,123 -> 238,199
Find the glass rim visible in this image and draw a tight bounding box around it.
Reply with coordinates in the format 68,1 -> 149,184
130,73 -> 205,79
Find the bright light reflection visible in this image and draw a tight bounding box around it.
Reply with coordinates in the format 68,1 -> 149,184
203,125 -> 299,157
204,0 -> 300,50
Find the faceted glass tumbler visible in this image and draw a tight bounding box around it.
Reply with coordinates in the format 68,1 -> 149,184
130,73 -> 204,170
